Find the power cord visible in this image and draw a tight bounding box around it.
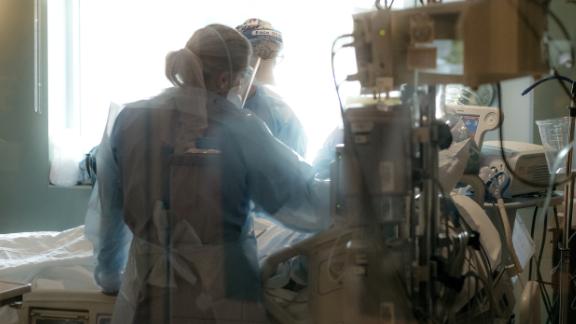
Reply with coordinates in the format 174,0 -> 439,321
536,208 -> 554,318
331,34 -> 353,120
529,207 -> 539,280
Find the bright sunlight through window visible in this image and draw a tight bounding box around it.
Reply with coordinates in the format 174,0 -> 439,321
47,0 -> 414,185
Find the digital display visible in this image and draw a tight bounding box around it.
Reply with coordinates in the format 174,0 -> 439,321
446,113 -> 481,144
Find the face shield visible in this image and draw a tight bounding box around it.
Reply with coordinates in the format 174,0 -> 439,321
229,18 -> 282,109
226,57 -> 261,109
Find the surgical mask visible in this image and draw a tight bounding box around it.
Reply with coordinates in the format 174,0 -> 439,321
226,57 -> 261,109
226,88 -> 244,109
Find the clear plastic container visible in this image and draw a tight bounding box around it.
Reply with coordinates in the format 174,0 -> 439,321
536,117 -> 571,174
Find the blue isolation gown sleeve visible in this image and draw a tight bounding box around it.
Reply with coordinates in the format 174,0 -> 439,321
89,114 -> 132,294
244,86 -> 307,156
312,126 -> 344,179
234,114 -> 330,233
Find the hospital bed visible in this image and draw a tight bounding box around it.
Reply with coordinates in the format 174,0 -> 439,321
0,217 -> 307,324
0,226 -> 113,324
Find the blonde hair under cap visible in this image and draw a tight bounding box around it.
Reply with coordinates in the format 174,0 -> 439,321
165,24 -> 251,92
164,24 -> 251,153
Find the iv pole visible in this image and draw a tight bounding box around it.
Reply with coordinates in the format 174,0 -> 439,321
523,75 -> 576,324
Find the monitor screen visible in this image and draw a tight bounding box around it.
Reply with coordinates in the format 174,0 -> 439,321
448,114 -> 480,143
462,115 -> 479,139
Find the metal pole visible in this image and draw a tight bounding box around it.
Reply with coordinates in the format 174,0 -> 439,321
559,91 -> 576,324
420,86 -> 438,318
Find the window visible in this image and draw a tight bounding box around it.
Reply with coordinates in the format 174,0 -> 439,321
46,0 -> 417,185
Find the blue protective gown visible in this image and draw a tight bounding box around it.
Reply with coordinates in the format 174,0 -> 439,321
244,85 -> 307,156
90,87 -> 329,324
312,126 -> 343,179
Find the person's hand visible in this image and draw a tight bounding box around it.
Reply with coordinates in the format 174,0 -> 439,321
101,290 -> 118,297
95,265 -> 122,295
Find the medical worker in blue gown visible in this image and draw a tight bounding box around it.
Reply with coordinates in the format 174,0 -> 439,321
234,19 -> 313,285
88,24 -> 329,324
236,19 -> 307,156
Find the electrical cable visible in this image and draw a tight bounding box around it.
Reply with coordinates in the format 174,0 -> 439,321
534,141 -> 576,320
463,271 -> 496,318
454,206 -> 497,322
331,34 -> 353,123
503,7 -> 576,278
521,75 -> 575,95
466,255 -> 473,324
571,271 -> 576,310
547,294 -> 559,323
529,207 -> 539,280
552,70 -> 575,104
554,207 -> 561,235
331,33 -> 384,234
464,252 -> 492,322
534,142 -> 575,319
478,244 -> 493,278
536,208 -> 554,317
536,279 -> 555,286
532,75 -> 576,322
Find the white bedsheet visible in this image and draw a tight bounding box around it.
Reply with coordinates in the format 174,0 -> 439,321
0,225 -> 96,290
0,226 -> 98,324
0,218 -> 308,288
0,220 -> 310,323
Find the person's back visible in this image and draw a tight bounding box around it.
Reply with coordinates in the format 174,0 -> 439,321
114,88 -> 312,238
93,24 -> 329,324
113,88 -> 309,323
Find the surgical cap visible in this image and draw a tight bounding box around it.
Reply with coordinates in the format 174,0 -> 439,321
236,18 -> 283,60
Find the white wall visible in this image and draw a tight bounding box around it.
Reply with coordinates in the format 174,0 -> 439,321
484,77 -> 534,143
